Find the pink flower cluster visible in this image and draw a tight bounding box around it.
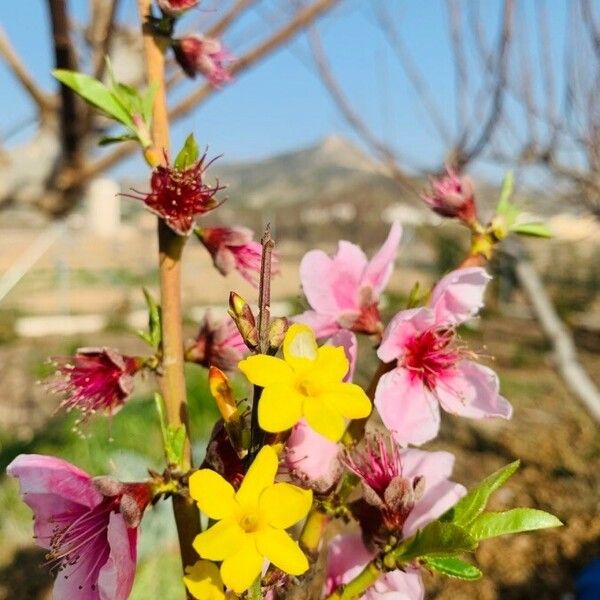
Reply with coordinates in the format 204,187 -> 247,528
173,35 -> 232,86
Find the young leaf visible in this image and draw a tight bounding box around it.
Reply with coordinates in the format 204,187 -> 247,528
509,222 -> 552,238
141,82 -> 159,126
424,556 -> 483,580
52,69 -> 133,126
496,171 -> 514,214
99,133 -> 139,146
467,508 -> 562,541
175,134 -> 200,170
154,393 -> 186,467
441,460 -> 520,527
137,288 -> 162,348
406,281 -> 422,308
391,522 -> 477,565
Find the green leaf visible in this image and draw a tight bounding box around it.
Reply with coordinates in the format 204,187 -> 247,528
175,134 -> 199,170
509,222 -> 552,238
137,288 -> 162,348
467,508 -> 562,541
52,69 -> 133,126
98,133 -> 138,146
141,82 -> 159,126
496,171 -> 514,214
424,556 -> 483,580
441,460 -> 520,527
391,522 -> 477,565
406,281 -> 422,308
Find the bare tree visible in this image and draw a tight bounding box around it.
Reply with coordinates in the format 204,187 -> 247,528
0,0 -> 340,214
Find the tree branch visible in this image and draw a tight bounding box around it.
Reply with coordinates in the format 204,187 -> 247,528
0,25 -> 55,116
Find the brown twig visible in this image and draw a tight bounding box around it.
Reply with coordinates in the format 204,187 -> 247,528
0,26 -> 55,117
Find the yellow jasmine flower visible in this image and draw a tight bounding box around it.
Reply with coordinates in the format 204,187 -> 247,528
189,445 -> 312,594
238,323 -> 371,441
184,560 -> 225,600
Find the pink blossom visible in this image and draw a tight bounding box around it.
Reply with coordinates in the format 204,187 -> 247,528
295,222 -> 402,338
375,267 -> 512,447
50,348 -> 140,418
283,331 -> 357,492
125,153 -> 222,236
7,455 -> 151,600
185,311 -> 248,371
344,436 -> 466,546
422,167 -> 477,224
325,533 -> 424,600
173,35 -> 232,86
197,226 -> 279,287
157,0 -> 198,15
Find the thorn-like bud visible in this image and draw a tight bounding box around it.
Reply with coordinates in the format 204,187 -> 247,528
208,366 -> 238,424
228,292 -> 259,350
268,317 -> 288,352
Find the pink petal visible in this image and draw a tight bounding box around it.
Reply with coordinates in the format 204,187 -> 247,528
401,449 -> 466,537
285,419 -> 342,493
293,310 -> 340,339
325,533 -> 374,594
377,308 -> 435,364
97,513 -> 138,600
404,478 -> 466,538
374,370 -> 441,446
430,267 -> 491,326
52,551 -> 104,600
362,222 -> 402,295
328,330 -> 358,382
435,361 -> 513,419
7,454 -> 101,508
366,569 -> 424,600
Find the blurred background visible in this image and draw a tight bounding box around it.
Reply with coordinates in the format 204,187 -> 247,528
0,1 -> 599,598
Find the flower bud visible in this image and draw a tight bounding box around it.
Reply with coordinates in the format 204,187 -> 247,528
268,317 -> 288,352
158,0 -> 199,16
228,292 -> 259,350
422,167 -> 477,225
208,366 -> 238,424
173,35 -> 232,86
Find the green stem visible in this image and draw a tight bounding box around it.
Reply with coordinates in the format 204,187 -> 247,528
325,562 -> 381,600
249,576 -> 262,600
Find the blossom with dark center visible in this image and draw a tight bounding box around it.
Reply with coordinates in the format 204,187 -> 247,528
185,311 -> 248,371
422,167 -> 477,225
7,455 -> 151,600
173,35 -> 232,86
344,435 -> 465,549
196,226 -> 279,287
49,348 -> 141,418
157,0 -> 198,16
375,267 -> 513,446
294,222 -> 402,339
126,154 -> 222,236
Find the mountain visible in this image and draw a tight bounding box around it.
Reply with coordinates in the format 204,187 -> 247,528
212,135 -> 390,209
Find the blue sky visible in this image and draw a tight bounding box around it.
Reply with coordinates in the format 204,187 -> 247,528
0,1 -> 569,180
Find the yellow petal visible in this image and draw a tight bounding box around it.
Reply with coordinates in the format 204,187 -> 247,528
283,324 -> 318,371
189,469 -> 237,520
193,519 -> 245,561
256,527 -> 309,576
259,483 -> 313,529
320,383 -> 372,419
258,383 -> 304,434
236,445 -> 278,506
313,345 -> 349,382
303,396 -> 346,442
238,355 -> 293,387
220,536 -> 263,594
184,560 -> 225,600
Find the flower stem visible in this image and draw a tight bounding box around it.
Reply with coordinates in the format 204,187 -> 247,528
325,561 -> 381,600
137,0 -> 199,584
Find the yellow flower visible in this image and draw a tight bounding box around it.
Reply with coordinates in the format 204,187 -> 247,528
184,560 -> 225,600
238,323 -> 371,441
189,445 -> 313,594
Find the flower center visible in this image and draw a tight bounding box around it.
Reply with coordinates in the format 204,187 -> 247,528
402,328 -> 461,389
238,508 -> 262,533
295,375 -> 320,397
